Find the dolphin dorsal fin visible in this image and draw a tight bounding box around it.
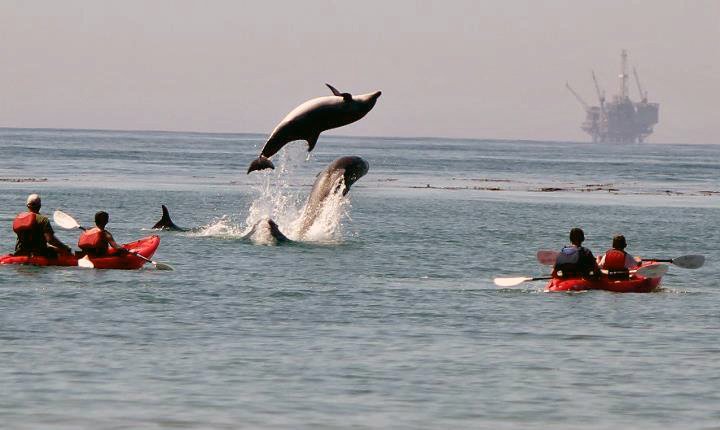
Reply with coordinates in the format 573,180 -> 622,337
161,205 -> 170,220
307,132 -> 320,152
325,83 -> 352,101
152,204 -> 179,230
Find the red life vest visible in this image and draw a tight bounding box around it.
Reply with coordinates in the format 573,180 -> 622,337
13,212 -> 37,233
602,249 -> 627,271
78,227 -> 107,252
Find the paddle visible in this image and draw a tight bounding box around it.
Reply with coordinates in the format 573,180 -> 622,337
642,255 -> 705,269
126,250 -> 174,271
53,210 -> 173,271
77,255 -> 95,269
537,249 -> 704,269
493,263 -> 668,287
494,276 -> 552,287
631,263 -> 668,279
536,250 -> 559,265
54,209 -> 86,231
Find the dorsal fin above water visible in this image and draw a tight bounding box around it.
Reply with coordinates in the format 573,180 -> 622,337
152,205 -> 183,231
325,83 -> 352,101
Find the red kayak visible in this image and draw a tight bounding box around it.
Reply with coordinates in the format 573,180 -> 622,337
0,235 -> 160,270
545,262 -> 662,293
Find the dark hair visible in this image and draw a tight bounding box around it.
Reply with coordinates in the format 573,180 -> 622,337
612,234 -> 627,250
569,227 -> 585,245
95,211 -> 109,228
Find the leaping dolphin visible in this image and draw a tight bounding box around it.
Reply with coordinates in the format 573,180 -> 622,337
247,84 -> 381,173
296,156 -> 369,239
152,205 -> 186,231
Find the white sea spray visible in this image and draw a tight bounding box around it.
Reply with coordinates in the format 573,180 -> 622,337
192,146 -> 353,244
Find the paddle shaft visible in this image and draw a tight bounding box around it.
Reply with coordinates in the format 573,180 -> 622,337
129,250 -> 154,264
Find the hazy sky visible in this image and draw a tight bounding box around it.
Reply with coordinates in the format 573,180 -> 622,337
1,0 -> 718,143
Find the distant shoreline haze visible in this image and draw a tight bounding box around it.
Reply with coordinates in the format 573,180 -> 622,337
1,1 -> 717,144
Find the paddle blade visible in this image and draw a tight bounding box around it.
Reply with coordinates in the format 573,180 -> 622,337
672,255 -> 705,269
537,250 -> 559,265
77,255 -> 95,268
153,262 -> 174,271
636,264 -> 668,279
493,277 -> 531,287
53,210 -> 81,229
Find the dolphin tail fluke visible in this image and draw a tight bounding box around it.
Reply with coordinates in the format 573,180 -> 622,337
247,156 -> 275,174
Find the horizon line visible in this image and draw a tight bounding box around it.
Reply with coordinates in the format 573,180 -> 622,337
0,125 -> 703,146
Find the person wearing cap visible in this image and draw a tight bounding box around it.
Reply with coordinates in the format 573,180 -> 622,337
77,211 -> 126,257
552,227 -> 600,279
597,235 -> 640,278
12,194 -> 73,257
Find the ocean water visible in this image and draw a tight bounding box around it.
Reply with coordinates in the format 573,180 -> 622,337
0,128 -> 719,429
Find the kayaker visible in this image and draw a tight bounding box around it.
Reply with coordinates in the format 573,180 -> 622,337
597,234 -> 640,277
77,211 -> 127,257
12,194 -> 73,257
552,227 -> 600,279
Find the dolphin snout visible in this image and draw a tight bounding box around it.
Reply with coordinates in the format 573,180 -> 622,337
358,90 -> 381,108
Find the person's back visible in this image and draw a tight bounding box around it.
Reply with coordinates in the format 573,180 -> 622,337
598,235 -> 639,279
553,228 -> 600,279
13,211 -> 51,256
78,226 -> 110,256
13,194 -> 71,257
78,211 -> 125,257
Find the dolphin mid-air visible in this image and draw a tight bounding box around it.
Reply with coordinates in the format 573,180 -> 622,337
247,84 -> 381,173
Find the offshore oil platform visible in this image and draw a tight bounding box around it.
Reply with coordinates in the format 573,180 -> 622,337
566,50 -> 659,143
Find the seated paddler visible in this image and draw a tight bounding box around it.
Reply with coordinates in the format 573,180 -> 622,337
13,193 -> 73,257
597,234 -> 640,279
552,227 -> 600,279
77,211 -> 127,257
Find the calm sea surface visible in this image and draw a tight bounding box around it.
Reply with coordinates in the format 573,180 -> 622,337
1,128 -> 719,429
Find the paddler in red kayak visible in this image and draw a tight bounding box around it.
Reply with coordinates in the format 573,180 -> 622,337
597,234 -> 640,278
77,211 -> 127,257
552,227 -> 600,279
12,194 -> 73,257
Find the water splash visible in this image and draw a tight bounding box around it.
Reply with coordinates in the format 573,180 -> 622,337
193,146 -> 354,244
193,215 -> 245,238
289,189 -> 351,243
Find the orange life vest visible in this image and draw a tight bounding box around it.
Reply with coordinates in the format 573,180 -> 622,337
78,227 -> 107,252
13,212 -> 37,233
602,249 -> 627,271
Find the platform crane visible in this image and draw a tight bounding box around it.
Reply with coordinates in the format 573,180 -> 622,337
592,70 -> 606,114
633,67 -> 648,103
565,82 -> 590,111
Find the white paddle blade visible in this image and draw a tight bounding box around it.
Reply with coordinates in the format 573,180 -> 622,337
77,255 -> 95,268
153,262 -> 174,271
673,255 -> 705,269
536,250 -> 559,265
636,264 -> 668,279
493,277 -> 531,287
53,210 -> 80,229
